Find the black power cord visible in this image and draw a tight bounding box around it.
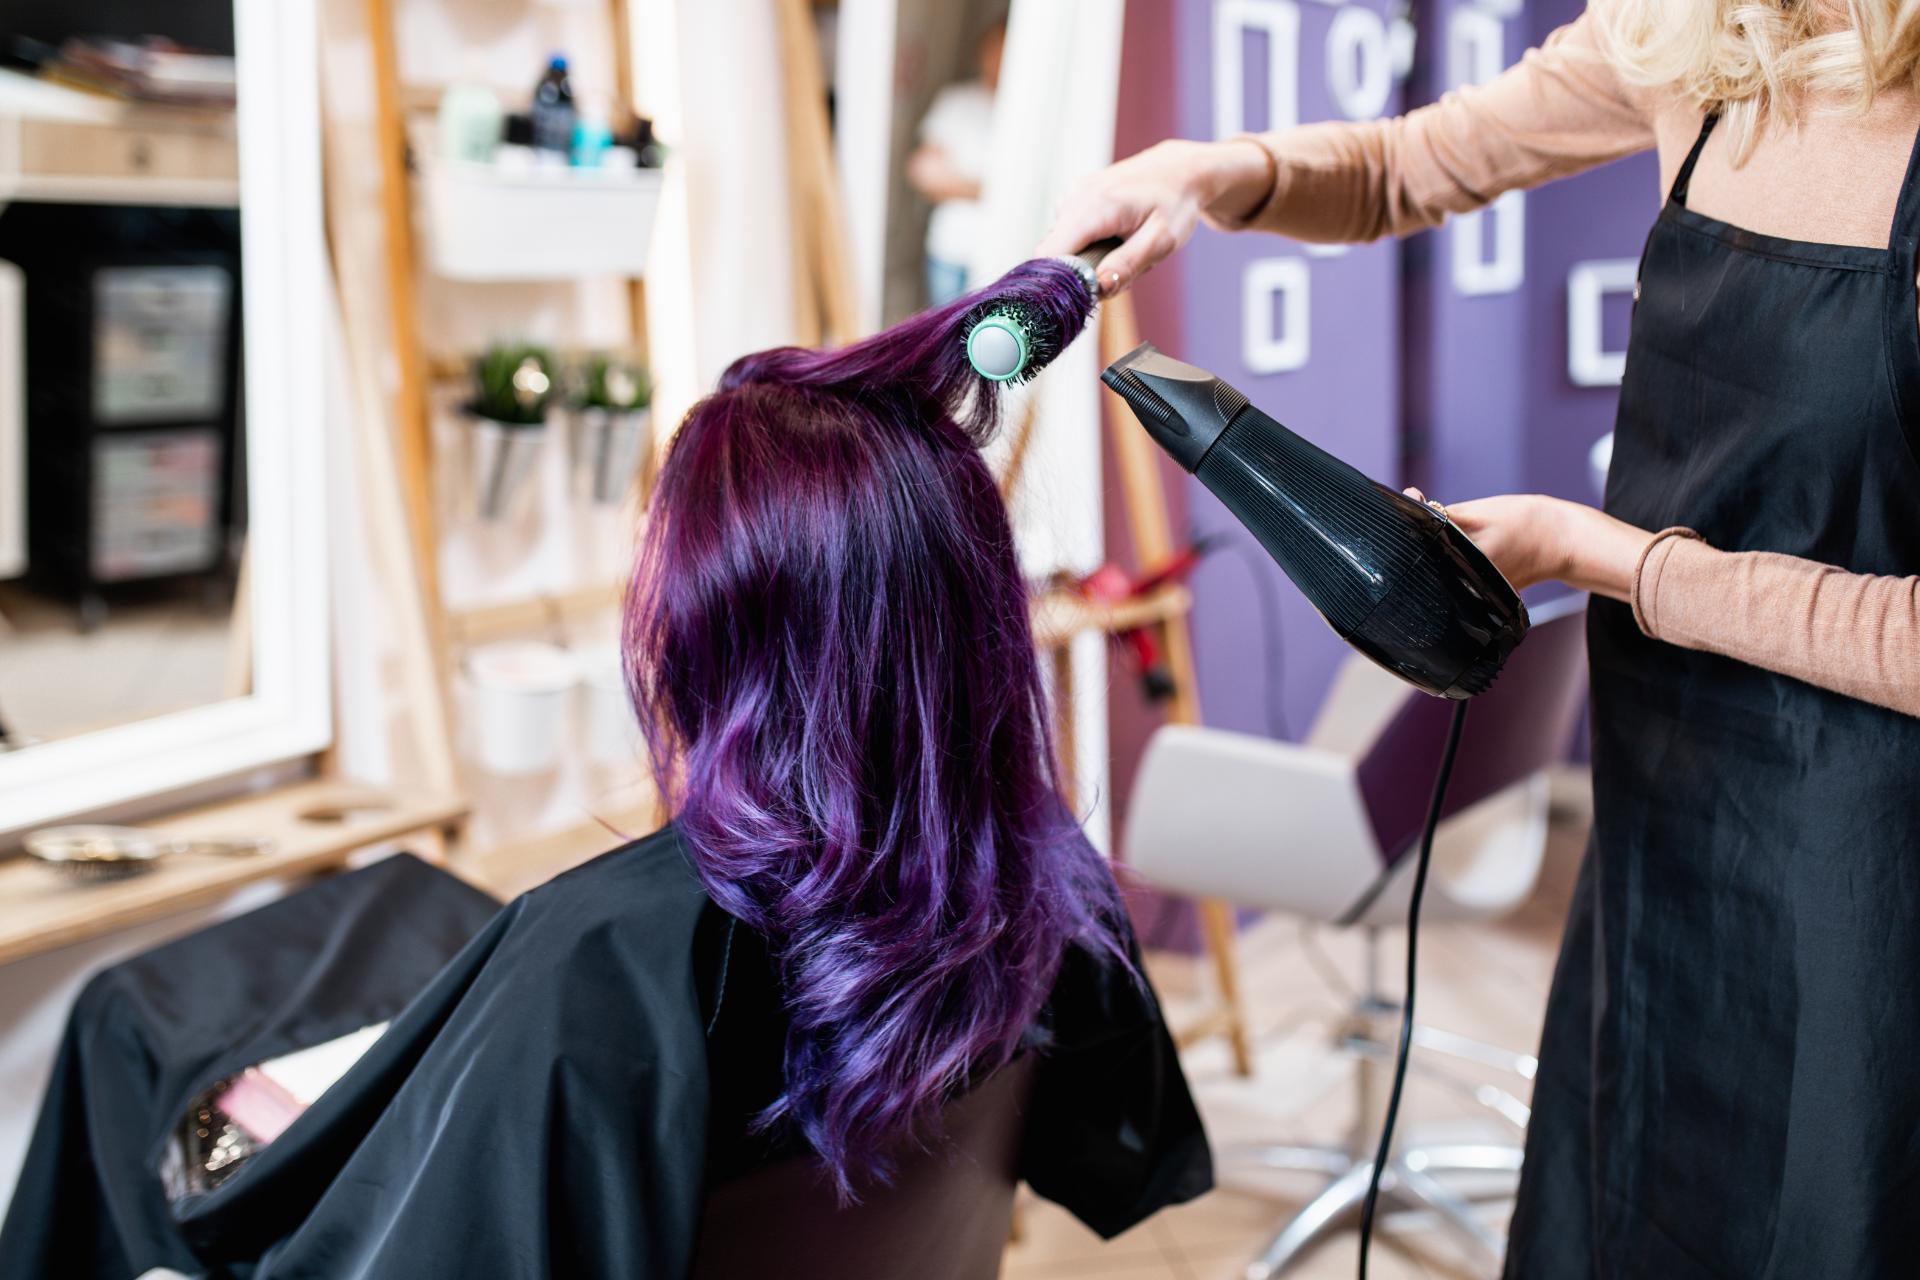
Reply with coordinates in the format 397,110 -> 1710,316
1356,698 -> 1470,1280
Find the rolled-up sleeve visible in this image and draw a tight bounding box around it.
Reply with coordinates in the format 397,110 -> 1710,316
1634,531 -> 1920,719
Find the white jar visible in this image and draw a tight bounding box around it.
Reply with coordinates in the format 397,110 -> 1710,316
464,641 -> 578,776
575,644 -> 640,768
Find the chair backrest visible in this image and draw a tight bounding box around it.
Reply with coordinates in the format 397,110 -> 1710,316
690,1057 -> 1033,1280
1354,593 -> 1588,869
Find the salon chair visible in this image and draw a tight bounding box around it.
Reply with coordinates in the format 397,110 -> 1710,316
1125,594 -> 1588,1278
691,1056 -> 1034,1280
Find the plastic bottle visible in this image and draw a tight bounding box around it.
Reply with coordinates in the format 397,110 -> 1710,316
495,113 -> 536,173
529,54 -> 576,158
570,114 -> 612,168
437,60 -> 502,163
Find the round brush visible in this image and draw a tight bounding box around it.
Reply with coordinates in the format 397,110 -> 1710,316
963,238 -> 1121,384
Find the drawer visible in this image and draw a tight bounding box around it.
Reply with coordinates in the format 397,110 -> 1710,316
14,115 -> 237,186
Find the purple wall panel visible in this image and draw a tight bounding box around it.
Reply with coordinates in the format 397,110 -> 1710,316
1401,0 -> 1532,502
1404,0 -> 1661,506
1518,2 -> 1662,501
1174,0 -> 1407,740
1165,0 -> 1661,745
1106,0 -> 1190,839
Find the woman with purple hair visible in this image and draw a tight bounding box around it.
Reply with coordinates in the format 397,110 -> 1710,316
622,258 -> 1210,1220
2,262 -> 1209,1280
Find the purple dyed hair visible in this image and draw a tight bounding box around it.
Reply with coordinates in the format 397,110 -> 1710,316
623,259 -> 1123,1195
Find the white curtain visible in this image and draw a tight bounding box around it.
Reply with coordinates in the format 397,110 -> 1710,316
641,0 -> 800,435
973,0 -> 1126,849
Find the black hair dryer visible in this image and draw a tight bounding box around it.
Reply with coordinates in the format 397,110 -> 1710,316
1103,343 -> 1528,698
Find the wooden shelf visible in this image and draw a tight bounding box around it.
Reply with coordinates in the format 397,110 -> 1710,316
0,780 -> 466,967
1029,584 -> 1192,650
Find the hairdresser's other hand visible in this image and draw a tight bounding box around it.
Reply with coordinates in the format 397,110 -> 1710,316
1036,138 -> 1274,296
1403,490 -> 1653,601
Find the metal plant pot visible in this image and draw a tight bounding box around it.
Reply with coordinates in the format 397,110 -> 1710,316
468,414 -> 548,520
569,406 -> 650,506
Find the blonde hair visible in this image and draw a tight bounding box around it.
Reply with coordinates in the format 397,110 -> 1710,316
1598,0 -> 1920,162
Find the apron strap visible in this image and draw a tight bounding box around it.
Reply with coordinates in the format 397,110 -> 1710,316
1884,121 -> 1920,469
1669,114 -> 1718,206
1886,118 -> 1920,256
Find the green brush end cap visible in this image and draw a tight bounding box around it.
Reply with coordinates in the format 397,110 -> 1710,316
967,314 -> 1030,382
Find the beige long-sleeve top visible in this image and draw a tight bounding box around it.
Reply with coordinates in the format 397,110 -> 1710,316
1227,3 -> 1920,717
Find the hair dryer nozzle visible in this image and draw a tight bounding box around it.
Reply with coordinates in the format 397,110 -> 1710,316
1101,342 -> 1248,472
1102,343 -> 1530,699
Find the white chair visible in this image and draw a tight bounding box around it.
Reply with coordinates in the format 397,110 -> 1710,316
1125,594 -> 1588,1277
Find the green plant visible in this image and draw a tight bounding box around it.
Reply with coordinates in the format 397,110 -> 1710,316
576,351 -> 652,412
470,343 -> 556,425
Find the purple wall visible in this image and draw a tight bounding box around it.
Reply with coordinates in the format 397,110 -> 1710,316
1176,0 -> 1407,740
1106,0 -> 1192,835
1400,0 -> 1531,501
1402,0 -> 1659,506
1514,0 -> 1659,502
1170,0 -> 1661,743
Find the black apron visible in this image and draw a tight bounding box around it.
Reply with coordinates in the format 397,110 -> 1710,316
1505,115 -> 1920,1278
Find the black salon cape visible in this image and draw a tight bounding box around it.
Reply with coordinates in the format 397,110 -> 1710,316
1,827 -> 1210,1278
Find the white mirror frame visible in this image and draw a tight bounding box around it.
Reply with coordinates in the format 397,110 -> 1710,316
0,0 -> 330,837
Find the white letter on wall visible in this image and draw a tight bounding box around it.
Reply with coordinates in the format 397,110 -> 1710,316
1453,192 -> 1525,295
1327,7 -> 1392,121
1447,7 -> 1524,295
1213,0 -> 1301,139
1244,258 -> 1312,374
1567,258 -> 1638,386
1446,5 -> 1505,85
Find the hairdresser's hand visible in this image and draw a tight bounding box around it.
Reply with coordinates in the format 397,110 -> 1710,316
1404,490 -> 1653,601
1037,138 -> 1275,296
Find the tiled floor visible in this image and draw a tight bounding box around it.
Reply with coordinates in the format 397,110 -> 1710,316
1003,771 -> 1590,1280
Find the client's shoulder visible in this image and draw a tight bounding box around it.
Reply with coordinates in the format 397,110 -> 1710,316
475,824 -> 713,1048
1034,930 -> 1162,1053
525,822 -> 704,907
505,823 -> 711,961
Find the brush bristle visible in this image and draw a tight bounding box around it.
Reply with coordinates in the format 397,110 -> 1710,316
964,301 -> 1060,385
960,260 -> 1094,386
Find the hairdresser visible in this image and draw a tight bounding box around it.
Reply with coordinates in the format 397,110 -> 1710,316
1043,0 -> 1920,1273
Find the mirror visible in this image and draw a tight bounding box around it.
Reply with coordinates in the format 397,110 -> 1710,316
0,0 -> 329,834
833,0 -> 1124,843
887,3 -> 1007,324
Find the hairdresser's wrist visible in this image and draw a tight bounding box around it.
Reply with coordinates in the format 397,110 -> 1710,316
1549,499 -> 1651,603
1198,137 -> 1279,228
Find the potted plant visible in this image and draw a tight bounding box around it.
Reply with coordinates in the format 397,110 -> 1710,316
568,351 -> 653,505
466,343 -> 555,519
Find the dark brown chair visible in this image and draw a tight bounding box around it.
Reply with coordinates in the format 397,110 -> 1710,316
690,1057 -> 1035,1280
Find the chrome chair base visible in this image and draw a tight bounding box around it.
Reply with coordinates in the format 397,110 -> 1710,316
1237,1142 -> 1522,1279
1227,928 -> 1535,1278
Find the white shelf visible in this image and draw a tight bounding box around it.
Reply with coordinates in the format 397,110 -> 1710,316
420,158 -> 664,282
